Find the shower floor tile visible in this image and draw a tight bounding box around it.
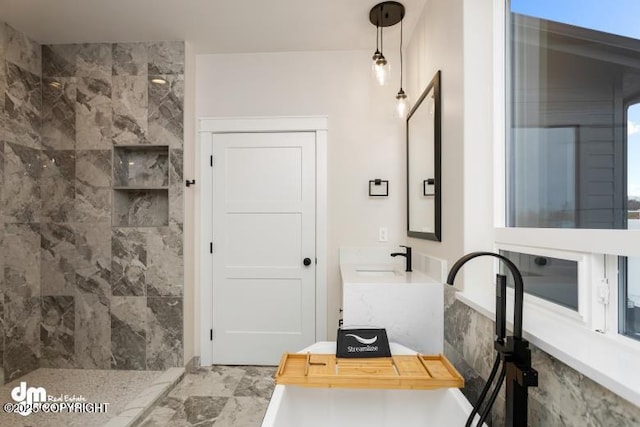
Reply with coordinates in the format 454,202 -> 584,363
139,365 -> 277,427
0,368 -> 163,427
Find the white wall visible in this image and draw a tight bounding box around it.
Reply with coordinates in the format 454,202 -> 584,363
404,0 -> 465,271
195,50 -> 406,347
404,0 -> 496,287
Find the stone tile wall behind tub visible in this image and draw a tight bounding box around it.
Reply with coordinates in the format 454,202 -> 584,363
0,20 -> 185,383
0,21 -> 43,384
443,287 -> 640,426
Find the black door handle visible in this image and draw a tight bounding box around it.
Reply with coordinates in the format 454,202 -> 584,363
303,258 -> 312,266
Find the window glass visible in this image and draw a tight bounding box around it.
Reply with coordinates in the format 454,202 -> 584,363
621,257 -> 640,340
507,0 -> 640,229
500,250 -> 578,311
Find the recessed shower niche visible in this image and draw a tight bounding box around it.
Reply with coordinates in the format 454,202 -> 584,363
113,145 -> 169,226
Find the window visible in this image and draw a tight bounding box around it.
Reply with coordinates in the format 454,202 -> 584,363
504,0 -> 640,343
500,250 -> 578,311
621,257 -> 640,339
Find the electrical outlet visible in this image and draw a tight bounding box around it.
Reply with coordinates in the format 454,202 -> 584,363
378,227 -> 388,242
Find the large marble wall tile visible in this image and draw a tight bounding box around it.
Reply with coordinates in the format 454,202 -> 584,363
75,223 -> 111,301
42,44 -> 77,77
112,227 -> 182,297
111,228 -> 147,297
113,147 -> 169,187
148,74 -> 184,148
147,41 -> 184,75
444,298 -> 495,380
528,346 -> 640,426
75,150 -> 111,223
76,77 -> 112,149
112,75 -> 148,145
77,43 -> 112,80
111,296 -> 146,370
0,25 -> 6,112
446,301 -> 640,427
4,295 -> 40,381
169,149 -> 183,225
146,225 -> 183,297
0,291 -> 4,386
40,223 -> 76,296
42,77 -> 76,150
74,292 -> 110,369
113,43 -> 148,76
146,297 -> 183,370
0,21 -> 6,60
41,295 -> 75,368
113,189 -> 168,227
41,150 -> 75,223
5,24 -> 41,76
0,143 -> 4,205
3,223 -> 40,298
2,143 -> 41,223
5,63 -> 41,149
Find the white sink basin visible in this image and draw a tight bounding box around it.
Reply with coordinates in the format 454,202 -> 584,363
355,269 -> 398,277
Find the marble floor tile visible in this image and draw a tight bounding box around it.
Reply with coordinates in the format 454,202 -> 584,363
233,366 -> 277,399
139,364 -> 276,427
169,366 -> 246,399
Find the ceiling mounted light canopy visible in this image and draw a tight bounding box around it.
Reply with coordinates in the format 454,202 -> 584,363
369,1 -> 405,87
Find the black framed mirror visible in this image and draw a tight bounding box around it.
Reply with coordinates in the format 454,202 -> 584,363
407,70 -> 441,241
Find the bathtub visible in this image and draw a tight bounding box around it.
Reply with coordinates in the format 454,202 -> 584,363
262,342 -> 486,427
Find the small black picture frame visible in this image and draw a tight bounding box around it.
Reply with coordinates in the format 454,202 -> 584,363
369,179 -> 389,197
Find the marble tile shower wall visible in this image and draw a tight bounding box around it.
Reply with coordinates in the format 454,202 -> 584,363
443,287 -> 640,426
0,20 -> 185,384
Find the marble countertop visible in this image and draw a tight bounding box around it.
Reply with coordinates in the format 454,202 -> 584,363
340,263 -> 440,285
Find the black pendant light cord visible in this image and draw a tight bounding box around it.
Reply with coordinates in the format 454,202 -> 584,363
379,6 -> 384,56
399,17 -> 403,91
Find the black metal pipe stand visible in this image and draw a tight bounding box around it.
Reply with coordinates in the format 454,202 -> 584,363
448,253 -> 539,427
499,337 -> 538,427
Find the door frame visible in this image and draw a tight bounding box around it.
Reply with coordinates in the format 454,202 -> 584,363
198,116 -> 328,366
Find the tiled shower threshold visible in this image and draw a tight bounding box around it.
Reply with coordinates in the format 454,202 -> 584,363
0,367 -> 185,427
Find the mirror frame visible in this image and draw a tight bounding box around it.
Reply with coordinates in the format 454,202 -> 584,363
406,70 -> 441,241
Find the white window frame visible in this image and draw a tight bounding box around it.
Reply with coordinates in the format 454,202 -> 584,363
453,0 -> 640,407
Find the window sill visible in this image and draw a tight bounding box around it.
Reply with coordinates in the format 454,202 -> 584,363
456,290 -> 640,407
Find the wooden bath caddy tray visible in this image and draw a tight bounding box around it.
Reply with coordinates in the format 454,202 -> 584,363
275,353 -> 464,390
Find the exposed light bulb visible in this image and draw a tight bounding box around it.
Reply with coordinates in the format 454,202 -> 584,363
395,89 -> 409,119
374,55 -> 390,86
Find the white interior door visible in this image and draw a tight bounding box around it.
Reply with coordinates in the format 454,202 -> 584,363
212,131 -> 316,365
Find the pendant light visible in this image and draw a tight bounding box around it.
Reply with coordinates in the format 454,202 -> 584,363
373,25 -> 390,86
369,2 -> 404,87
395,17 -> 409,118
371,24 -> 383,81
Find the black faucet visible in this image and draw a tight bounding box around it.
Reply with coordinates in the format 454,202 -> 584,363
390,245 -> 412,272
447,251 -> 538,427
